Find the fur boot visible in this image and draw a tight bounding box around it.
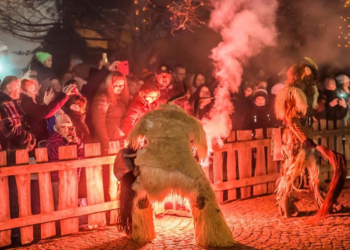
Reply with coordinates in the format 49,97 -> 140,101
191,175 -> 235,247
131,198 -> 155,242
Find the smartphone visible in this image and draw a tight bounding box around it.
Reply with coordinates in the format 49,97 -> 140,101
117,61 -> 129,76
102,53 -> 108,63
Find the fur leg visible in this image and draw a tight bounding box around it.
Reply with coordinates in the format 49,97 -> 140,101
191,175 -> 235,247
131,197 -> 155,242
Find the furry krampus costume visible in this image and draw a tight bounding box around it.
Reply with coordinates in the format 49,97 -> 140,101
274,60 -> 346,222
114,104 -> 235,247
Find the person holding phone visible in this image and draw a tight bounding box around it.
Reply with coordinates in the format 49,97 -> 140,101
324,78 -> 348,127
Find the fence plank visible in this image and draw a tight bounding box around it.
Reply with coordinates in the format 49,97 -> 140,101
0,156 -> 116,177
0,201 -> 118,231
267,128 -> 278,193
35,148 -> 56,239
85,144 -> 106,228
237,130 -> 253,199
328,121 -> 335,179
0,151 -> 11,247
58,145 -> 79,236
336,120 -> 344,155
253,129 -> 267,196
108,141 -> 121,224
213,151 -> 224,202
15,150 -> 33,245
226,133 -> 236,201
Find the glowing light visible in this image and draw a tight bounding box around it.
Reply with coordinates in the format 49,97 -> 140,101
135,9 -> 139,15
135,27 -> 139,30
134,0 -> 138,4
143,7 -> 146,11
143,19 -> 146,23
338,44 -> 341,47
153,193 -> 191,214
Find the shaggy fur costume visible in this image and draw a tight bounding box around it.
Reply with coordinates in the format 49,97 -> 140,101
123,104 -> 235,247
275,63 -> 346,222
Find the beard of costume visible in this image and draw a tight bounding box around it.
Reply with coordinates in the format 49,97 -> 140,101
117,171 -> 136,235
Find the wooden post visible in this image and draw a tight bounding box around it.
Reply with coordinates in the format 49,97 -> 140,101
213,151 -> 224,202
328,121 -> 335,179
0,151 -> 11,247
253,129 -> 267,196
237,130 -> 253,199
345,120 -> 350,177
15,150 -> 33,245
108,141 -> 121,224
35,148 -> 56,239
58,145 -> 79,235
226,133 -> 236,201
266,128 -> 278,193
84,144 -> 106,228
319,120 -> 329,181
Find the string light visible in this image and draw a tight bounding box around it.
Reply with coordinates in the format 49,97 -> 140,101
339,0 -> 350,48
135,9 -> 139,15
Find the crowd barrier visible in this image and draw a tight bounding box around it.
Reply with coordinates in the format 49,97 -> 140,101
211,119 -> 350,203
1,119 -> 350,246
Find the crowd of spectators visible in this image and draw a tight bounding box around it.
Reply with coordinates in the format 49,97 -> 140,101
1,50 -> 350,239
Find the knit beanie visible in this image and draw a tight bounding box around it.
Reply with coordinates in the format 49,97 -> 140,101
335,74 -> 350,84
54,114 -> 72,132
254,88 -> 268,100
36,52 -> 52,64
271,83 -> 285,95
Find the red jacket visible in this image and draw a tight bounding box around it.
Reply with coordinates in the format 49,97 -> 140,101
121,95 -> 158,136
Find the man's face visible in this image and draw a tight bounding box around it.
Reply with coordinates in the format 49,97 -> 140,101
43,56 -> 52,68
112,78 -> 125,94
156,73 -> 172,87
51,79 -> 62,93
7,79 -> 21,99
174,67 -> 186,82
144,91 -> 159,104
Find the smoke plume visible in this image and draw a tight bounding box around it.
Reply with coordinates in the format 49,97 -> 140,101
203,0 -> 278,148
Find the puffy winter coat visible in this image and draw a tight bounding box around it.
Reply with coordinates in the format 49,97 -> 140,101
91,92 -> 127,152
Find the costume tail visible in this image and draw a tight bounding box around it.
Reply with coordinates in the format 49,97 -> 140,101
117,171 -> 136,235
310,145 -> 346,223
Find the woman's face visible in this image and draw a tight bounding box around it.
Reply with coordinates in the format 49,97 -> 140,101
25,83 -> 37,99
43,56 -> 53,68
199,86 -> 210,98
51,79 -> 62,93
195,74 -> 206,87
144,91 -> 159,104
255,96 -> 266,106
113,78 -> 125,94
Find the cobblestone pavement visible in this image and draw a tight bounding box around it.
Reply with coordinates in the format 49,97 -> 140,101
9,186 -> 350,250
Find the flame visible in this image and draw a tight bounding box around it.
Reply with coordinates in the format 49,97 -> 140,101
153,192 -> 191,214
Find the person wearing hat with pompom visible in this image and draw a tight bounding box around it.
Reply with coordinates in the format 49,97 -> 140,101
155,64 -> 193,114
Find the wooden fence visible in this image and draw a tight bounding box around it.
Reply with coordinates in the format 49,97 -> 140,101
1,119 -> 350,247
0,141 -> 121,247
211,119 -> 350,203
